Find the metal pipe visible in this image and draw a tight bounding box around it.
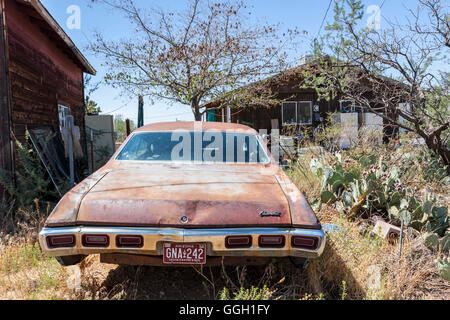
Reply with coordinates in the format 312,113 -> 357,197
90,128 -> 94,174
126,119 -> 131,137
67,115 -> 75,187
398,219 -> 404,259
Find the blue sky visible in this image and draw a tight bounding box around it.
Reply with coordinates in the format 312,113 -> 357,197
41,0 -> 425,125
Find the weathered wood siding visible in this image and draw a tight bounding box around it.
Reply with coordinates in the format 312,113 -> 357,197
0,0 -> 13,195
5,0 -> 84,154
208,71 -> 343,132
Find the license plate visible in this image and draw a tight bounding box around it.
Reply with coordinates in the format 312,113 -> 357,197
163,243 -> 206,265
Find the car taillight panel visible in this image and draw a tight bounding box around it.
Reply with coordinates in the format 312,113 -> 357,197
116,235 -> 144,248
225,235 -> 252,248
258,235 -> 285,248
291,236 -> 319,250
46,235 -> 76,249
82,234 -> 110,247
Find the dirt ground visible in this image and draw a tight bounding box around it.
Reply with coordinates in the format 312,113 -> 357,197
68,255 -> 307,300
1,205 -> 448,300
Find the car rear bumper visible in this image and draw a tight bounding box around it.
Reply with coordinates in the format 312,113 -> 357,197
39,226 -> 326,260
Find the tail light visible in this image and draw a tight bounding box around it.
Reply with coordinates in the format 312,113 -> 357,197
46,235 -> 76,249
116,235 -> 144,248
258,235 -> 285,248
225,235 -> 252,248
82,234 -> 109,247
291,236 -> 319,250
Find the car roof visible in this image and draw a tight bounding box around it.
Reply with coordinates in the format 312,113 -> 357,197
133,121 -> 259,134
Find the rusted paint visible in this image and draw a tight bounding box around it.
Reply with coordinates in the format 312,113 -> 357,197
275,173 -> 321,229
44,122 -> 322,231
44,170 -> 110,227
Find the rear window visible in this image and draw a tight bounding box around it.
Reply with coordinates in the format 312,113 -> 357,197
116,131 -> 270,164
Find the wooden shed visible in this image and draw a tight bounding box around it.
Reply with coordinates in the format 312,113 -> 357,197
203,61 -> 401,145
0,0 -> 96,193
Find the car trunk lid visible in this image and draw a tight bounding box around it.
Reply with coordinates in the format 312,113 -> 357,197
76,165 -> 292,228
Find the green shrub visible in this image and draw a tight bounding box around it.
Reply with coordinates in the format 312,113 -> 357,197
0,133 -> 58,210
219,286 -> 271,300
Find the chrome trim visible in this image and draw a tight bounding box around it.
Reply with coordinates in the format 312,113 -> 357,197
39,226 -> 326,259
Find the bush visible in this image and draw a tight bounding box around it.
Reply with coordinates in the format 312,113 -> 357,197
219,286 -> 271,300
0,133 -> 59,230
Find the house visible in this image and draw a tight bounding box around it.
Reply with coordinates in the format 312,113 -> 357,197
0,0 -> 96,193
203,58 -> 400,148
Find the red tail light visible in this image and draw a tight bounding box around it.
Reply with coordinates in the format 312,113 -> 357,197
291,236 -> 319,250
225,235 -> 252,248
82,234 -> 109,247
46,235 -> 76,249
116,235 -> 144,248
258,235 -> 285,248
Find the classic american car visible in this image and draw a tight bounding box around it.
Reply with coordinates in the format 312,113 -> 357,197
39,122 -> 325,267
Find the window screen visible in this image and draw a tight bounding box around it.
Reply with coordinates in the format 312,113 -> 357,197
282,102 -> 297,124
298,102 -> 312,124
58,105 -> 70,128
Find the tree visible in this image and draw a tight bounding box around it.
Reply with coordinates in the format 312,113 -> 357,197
85,95 -> 102,115
114,114 -> 135,143
84,75 -> 102,114
89,0 -> 296,120
302,0 -> 449,167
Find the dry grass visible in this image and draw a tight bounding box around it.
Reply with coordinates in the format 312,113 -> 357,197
0,204 -> 448,300
312,205 -> 449,300
0,238 -> 68,299
0,131 -> 448,300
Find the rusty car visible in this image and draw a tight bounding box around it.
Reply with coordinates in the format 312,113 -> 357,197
39,122 -> 325,267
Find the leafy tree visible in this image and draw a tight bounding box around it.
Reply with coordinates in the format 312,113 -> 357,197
84,75 -> 102,115
301,0 -> 449,167
85,95 -> 102,115
89,0 -> 297,120
114,114 -> 136,143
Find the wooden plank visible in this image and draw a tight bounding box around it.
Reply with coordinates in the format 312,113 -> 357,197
0,0 -> 13,190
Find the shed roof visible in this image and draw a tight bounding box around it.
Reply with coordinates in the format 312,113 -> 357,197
14,0 -> 96,75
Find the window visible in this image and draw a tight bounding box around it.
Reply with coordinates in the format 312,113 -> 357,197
298,101 -> 312,125
58,105 -> 70,128
282,101 -> 313,125
340,100 -> 364,113
116,131 -> 270,164
282,102 -> 297,124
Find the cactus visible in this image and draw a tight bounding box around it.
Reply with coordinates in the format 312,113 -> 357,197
423,232 -> 439,251
399,209 -> 412,226
410,220 -> 423,231
321,191 -> 337,204
438,260 -> 450,281
311,152 -> 448,249
440,235 -> 450,252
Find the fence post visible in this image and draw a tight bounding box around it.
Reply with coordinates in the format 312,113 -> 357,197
90,128 -> 94,174
66,115 -> 75,187
126,119 -> 131,137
